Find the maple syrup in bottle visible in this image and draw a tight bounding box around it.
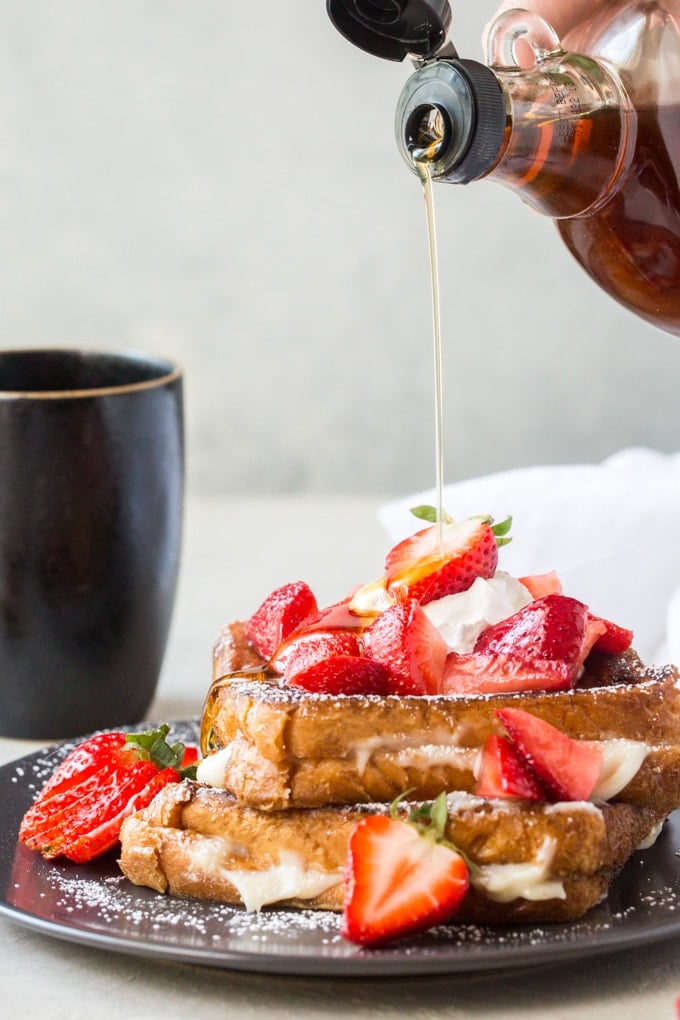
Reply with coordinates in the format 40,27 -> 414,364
394,4 -> 680,335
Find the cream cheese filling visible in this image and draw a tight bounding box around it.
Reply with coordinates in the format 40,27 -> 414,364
223,851 -> 343,912
590,739 -> 649,801
351,734 -> 650,802
195,746 -> 231,789
472,836 -> 565,902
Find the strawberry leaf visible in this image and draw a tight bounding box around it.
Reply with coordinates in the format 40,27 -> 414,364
492,515 -> 513,547
410,504 -> 453,524
125,725 -> 197,779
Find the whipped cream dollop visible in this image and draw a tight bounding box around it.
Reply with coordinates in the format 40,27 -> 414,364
423,572 -> 533,653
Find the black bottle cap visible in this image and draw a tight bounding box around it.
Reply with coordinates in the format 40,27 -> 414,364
456,59 -> 507,183
326,0 -> 452,62
395,59 -> 506,183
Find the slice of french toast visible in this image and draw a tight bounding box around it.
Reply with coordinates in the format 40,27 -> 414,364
201,621 -> 680,813
118,779 -> 666,924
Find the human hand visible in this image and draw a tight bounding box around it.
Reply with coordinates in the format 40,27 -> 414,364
484,1 -> 595,41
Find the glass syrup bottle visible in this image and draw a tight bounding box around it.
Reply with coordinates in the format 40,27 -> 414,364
328,0 -> 680,336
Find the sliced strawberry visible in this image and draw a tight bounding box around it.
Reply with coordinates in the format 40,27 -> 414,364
475,594 -> 589,662
363,598 -> 447,695
21,757 -> 166,858
474,735 -> 547,801
384,516 -> 507,605
441,594 -> 589,696
495,707 -> 603,802
19,724 -> 193,862
272,630 -> 362,680
283,597 -> 364,636
245,581 -> 318,659
518,571 -> 563,599
342,794 -> 469,946
587,612 -> 634,654
58,766 -> 181,863
32,731 -> 127,801
288,654 -> 393,696
441,649 -> 575,695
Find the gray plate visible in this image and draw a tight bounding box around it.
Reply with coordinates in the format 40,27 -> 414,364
1,720 -> 680,977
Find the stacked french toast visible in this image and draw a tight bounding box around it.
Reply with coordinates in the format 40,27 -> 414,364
118,512 -> 680,944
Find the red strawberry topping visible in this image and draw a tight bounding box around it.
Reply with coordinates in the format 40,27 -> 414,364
342,794 -> 469,946
587,612 -> 634,654
288,654 -> 392,696
363,598 -> 447,695
518,571 -> 563,598
474,734 -> 547,801
245,581 -> 318,659
441,594 -> 590,695
272,630 -> 362,681
384,515 -> 508,605
495,707 -> 603,802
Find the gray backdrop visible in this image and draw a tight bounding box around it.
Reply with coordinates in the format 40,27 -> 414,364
2,1 -> 678,497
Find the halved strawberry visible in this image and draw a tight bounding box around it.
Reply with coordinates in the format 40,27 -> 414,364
587,612 -> 634,654
272,630 -> 361,681
474,734 -> 547,801
441,594 -> 589,695
288,654 -> 392,696
363,598 -> 447,695
342,793 -> 469,946
495,707 -> 603,802
384,514 -> 510,606
245,581 -> 318,659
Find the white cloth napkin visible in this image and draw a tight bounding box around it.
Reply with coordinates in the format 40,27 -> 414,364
378,448 -> 680,666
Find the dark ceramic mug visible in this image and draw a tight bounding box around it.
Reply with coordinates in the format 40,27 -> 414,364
0,348 -> 184,739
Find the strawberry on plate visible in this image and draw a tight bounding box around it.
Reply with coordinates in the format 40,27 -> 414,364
383,511 -> 511,606
495,707 -> 603,802
245,581 -> 318,659
342,793 -> 469,946
19,724 -> 198,863
441,594 -> 591,695
474,734 -> 547,801
363,598 -> 447,695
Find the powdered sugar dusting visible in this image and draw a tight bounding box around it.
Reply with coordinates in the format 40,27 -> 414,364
38,865 -> 344,947
5,721 -> 680,973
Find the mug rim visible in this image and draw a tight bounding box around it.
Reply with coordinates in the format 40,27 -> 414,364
0,347 -> 182,400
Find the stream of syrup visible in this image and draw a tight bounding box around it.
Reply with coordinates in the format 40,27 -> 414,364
416,161 -> 446,549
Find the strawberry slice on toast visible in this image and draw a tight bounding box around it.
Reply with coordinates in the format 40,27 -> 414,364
245,581 -> 318,659
271,630 -> 361,681
288,654 -> 393,696
495,707 -> 603,802
363,598 -> 448,695
474,734 -> 547,801
441,594 -> 593,695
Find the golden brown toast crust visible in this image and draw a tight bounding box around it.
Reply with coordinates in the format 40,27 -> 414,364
118,780 -> 665,924
202,623 -> 680,812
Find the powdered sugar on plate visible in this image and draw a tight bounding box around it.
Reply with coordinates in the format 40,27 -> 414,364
3,720 -> 680,976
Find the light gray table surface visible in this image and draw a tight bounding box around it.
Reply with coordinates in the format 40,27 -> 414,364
1,494 -> 679,1019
